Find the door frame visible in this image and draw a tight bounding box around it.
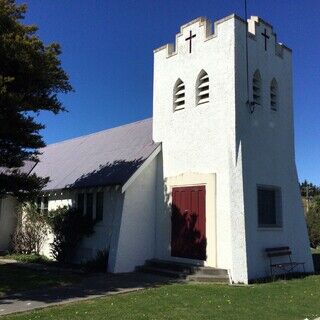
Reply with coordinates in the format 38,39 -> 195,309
165,172 -> 217,267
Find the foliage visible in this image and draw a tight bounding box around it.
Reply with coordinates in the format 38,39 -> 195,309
46,206 -> 95,264
3,276 -> 320,320
300,180 -> 320,198
0,253 -> 51,265
306,196 -> 320,248
0,0 -> 72,200
82,250 -> 108,273
11,203 -> 48,254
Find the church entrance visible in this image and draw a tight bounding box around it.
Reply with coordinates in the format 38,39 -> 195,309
171,185 -> 206,260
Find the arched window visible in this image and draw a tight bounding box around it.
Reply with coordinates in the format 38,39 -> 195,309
270,78 -> 278,111
196,70 -> 209,105
252,70 -> 262,105
173,78 -> 185,111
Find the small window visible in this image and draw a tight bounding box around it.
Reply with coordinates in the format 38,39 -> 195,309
270,78 -> 278,111
253,70 -> 262,105
96,192 -> 104,222
36,197 -> 42,213
173,79 -> 185,111
42,197 -> 49,215
86,193 -> 93,219
257,186 -> 282,228
196,70 -> 209,105
77,193 -> 85,215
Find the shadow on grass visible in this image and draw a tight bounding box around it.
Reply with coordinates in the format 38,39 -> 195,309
0,265 -> 180,309
0,264 -> 80,298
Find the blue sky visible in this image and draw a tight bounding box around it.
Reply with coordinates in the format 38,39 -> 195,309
21,0 -> 320,184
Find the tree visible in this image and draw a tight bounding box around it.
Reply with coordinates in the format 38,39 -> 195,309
306,196 -> 320,249
0,0 -> 72,200
300,180 -> 320,213
11,202 -> 48,254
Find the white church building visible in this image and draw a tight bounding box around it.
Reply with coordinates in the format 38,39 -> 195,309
0,14 -> 314,283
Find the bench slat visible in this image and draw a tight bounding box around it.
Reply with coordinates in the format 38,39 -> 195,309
267,251 -> 291,257
265,247 -> 290,252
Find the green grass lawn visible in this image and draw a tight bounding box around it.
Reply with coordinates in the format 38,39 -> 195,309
0,264 -> 80,297
2,275 -> 320,320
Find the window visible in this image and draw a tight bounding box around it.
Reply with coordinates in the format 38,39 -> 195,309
253,70 -> 262,105
36,197 -> 42,213
86,193 -> 93,219
196,70 -> 209,105
77,193 -> 85,215
270,78 -> 278,111
35,196 -> 49,214
96,192 -> 104,222
42,197 -> 49,215
257,186 -> 282,228
173,79 -> 185,111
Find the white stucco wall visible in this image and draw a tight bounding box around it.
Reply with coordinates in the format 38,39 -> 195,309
39,187 -> 124,264
234,17 -> 313,280
153,16 -> 243,278
152,15 -> 313,283
111,156 -> 158,273
0,196 -> 17,251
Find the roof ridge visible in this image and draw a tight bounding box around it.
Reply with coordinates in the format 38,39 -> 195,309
43,117 -> 152,148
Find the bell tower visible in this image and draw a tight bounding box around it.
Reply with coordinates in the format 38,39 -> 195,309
152,14 -> 314,283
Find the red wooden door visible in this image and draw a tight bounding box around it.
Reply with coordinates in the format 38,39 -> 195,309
171,185 -> 206,260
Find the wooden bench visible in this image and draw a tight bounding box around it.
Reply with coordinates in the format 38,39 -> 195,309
265,247 -> 305,278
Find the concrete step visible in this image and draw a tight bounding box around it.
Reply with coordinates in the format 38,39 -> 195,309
187,274 -> 229,283
136,266 -> 186,278
195,267 -> 228,276
137,259 -> 229,283
145,259 -> 196,274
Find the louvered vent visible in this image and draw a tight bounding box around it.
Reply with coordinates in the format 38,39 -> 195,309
196,71 -> 209,105
270,79 -> 278,110
173,79 -> 185,111
253,70 -> 261,105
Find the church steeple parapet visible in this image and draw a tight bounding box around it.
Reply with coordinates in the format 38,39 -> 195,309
247,16 -> 291,58
154,14 -> 291,59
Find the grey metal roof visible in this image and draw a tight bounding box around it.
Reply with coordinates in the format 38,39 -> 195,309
0,160 -> 36,175
31,118 -> 159,191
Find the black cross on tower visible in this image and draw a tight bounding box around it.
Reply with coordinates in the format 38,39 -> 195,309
185,30 -> 196,53
261,28 -> 270,51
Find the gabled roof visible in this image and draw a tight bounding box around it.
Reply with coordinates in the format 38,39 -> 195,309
31,118 -> 160,191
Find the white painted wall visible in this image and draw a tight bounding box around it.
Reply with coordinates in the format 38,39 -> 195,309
39,187 -> 124,264
152,15 -> 313,283
234,17 -> 313,280
111,156 -> 157,273
0,196 -> 17,251
153,16 -> 242,277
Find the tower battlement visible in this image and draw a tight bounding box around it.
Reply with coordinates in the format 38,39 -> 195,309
154,14 -> 291,59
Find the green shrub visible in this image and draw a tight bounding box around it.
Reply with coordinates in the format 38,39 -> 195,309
306,196 -> 320,248
83,250 -> 108,273
2,253 -> 51,264
46,206 -> 95,264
